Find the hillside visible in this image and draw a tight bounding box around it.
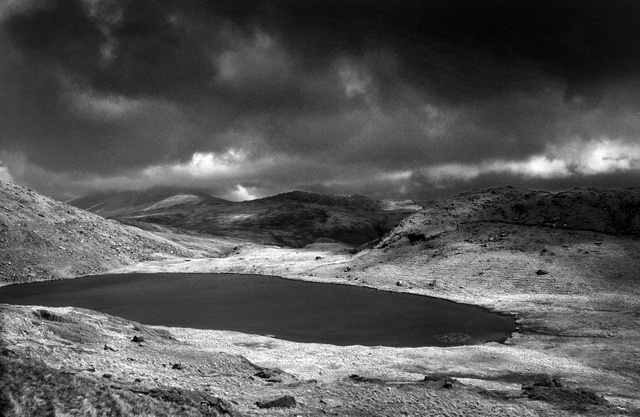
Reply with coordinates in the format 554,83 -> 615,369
68,187 -> 227,218
0,180 -> 193,285
84,190 -> 421,248
260,190 -> 381,209
378,186 -> 640,248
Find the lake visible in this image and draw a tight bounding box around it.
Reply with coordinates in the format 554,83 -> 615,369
0,273 -> 515,347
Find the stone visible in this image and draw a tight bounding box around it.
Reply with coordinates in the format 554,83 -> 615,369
256,395 -> 296,409
254,370 -> 272,379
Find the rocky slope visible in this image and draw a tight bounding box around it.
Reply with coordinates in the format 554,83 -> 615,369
0,180 -> 193,285
378,185 -> 640,248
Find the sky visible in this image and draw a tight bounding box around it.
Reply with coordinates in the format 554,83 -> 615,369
1,0 -> 640,201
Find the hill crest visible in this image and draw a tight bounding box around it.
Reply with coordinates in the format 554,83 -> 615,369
68,187 -> 227,218
378,186 -> 640,248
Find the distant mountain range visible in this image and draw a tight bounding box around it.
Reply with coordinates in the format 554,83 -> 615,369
68,188 -> 421,248
68,187 -> 227,217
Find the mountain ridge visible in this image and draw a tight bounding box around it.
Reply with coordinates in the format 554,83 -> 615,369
68,186 -> 227,218
71,188 -> 420,248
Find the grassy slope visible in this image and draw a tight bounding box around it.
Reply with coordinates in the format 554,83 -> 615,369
0,180 -> 193,285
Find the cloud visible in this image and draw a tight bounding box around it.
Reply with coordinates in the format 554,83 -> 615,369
64,88 -> 142,121
552,138 -> 640,175
143,149 -> 254,180
226,184 -> 260,201
415,138 -> 640,190
0,161 -> 14,182
1,0 -> 640,201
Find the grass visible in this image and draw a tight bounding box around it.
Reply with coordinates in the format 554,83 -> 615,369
0,357 -> 209,416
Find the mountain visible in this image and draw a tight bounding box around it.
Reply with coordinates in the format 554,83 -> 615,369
75,189 -> 421,248
0,180 -> 193,285
2,182 -> 640,415
259,191 -> 381,209
68,187 -> 227,218
377,185 -> 640,249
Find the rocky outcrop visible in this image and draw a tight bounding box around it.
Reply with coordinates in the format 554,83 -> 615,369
256,395 -> 296,409
378,186 -> 640,249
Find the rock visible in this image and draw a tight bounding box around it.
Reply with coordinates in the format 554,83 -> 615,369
171,363 -> 184,370
536,269 -> 549,275
132,335 -> 144,343
33,309 -> 74,323
102,373 -> 112,379
1,348 -> 19,358
348,374 -> 385,384
533,378 -> 563,387
256,395 -> 297,409
407,233 -> 427,243
522,378 -> 609,409
396,280 -> 403,286
146,386 -> 236,415
443,379 -> 454,389
254,370 -> 273,379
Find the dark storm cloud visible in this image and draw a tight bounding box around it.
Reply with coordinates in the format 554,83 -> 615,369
4,0 -> 214,99
238,0 -> 640,100
1,0 -> 640,200
0,0 -> 350,174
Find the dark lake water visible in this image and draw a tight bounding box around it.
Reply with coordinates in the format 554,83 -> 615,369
0,273 -> 515,347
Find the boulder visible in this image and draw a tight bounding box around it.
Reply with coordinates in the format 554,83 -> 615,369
256,395 -> 296,409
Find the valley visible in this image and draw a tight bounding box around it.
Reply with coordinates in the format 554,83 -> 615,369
70,189 -> 419,249
1,179 -> 640,416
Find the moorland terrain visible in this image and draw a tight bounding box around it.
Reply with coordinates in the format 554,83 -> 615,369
69,188 -> 420,248
1,179 -> 640,416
